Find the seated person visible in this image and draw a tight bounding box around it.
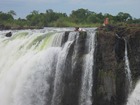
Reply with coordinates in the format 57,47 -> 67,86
74,27 -> 85,31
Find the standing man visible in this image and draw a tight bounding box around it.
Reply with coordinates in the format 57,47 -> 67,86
103,18 -> 109,26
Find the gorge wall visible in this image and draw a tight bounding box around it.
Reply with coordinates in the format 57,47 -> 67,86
94,25 -> 140,105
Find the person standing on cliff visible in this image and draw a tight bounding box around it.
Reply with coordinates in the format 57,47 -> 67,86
103,18 -> 109,26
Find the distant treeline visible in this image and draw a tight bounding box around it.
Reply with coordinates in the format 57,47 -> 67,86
0,8 -> 140,28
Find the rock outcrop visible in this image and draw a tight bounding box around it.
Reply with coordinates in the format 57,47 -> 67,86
93,25 -> 140,105
5,32 -> 12,37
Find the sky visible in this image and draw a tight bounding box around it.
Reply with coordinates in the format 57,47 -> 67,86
0,0 -> 140,19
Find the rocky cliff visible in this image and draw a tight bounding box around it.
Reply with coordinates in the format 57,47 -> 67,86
93,25 -> 140,105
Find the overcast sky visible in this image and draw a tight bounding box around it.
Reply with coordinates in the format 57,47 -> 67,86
0,0 -> 140,19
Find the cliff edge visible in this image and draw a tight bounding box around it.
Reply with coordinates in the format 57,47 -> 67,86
93,24 -> 140,105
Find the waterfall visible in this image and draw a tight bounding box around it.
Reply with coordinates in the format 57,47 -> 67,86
0,28 -> 96,105
125,38 -> 139,105
79,31 -> 96,105
124,39 -> 132,92
0,29 -> 62,105
51,41 -> 75,105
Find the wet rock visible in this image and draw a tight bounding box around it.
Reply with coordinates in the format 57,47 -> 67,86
128,29 -> 140,83
61,31 -> 70,46
93,31 -> 118,105
114,35 -> 125,63
5,32 -> 12,37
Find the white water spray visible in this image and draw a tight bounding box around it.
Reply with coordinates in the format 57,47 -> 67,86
0,28 -> 67,105
124,39 -> 132,92
79,31 -> 96,105
127,81 -> 140,105
0,28 -> 97,105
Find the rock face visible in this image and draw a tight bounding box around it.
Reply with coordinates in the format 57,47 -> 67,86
5,32 -> 12,37
114,35 -> 125,62
93,31 -> 125,105
128,29 -> 140,83
93,25 -> 140,105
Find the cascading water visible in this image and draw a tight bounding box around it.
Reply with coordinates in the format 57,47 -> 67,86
124,38 -> 140,105
124,39 -> 132,92
0,28 -> 96,105
79,31 -> 96,105
0,29 -> 62,105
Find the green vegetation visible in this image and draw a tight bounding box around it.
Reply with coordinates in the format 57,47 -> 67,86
0,8 -> 140,29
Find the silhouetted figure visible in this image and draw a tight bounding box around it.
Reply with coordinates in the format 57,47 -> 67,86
5,32 -> 12,37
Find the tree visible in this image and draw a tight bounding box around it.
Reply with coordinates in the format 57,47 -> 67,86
0,12 -> 14,21
115,12 -> 132,22
70,8 -> 91,23
87,14 -> 100,23
26,10 -> 40,26
31,10 -> 39,15
8,10 -> 16,16
46,9 -> 53,14
44,9 -> 68,26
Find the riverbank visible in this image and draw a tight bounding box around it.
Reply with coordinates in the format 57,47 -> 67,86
0,24 -> 43,30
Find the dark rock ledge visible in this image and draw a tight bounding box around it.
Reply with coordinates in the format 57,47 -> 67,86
93,24 -> 140,105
